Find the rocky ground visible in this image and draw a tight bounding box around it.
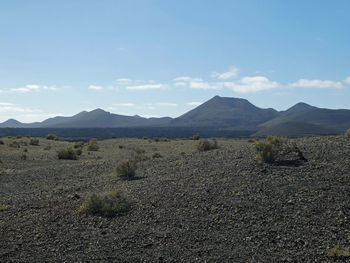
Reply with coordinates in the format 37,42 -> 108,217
1,135 -> 350,262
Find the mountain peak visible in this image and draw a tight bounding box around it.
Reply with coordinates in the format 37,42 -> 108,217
283,102 -> 317,115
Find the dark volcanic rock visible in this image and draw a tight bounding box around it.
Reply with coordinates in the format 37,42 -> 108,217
1,136 -> 350,262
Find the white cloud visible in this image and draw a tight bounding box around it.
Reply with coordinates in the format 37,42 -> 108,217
116,78 -> 132,82
174,82 -> 187,87
115,103 -> 134,107
224,76 -> 279,93
11,84 -> 56,93
89,85 -> 103,90
126,84 -> 164,90
289,79 -> 343,89
187,102 -> 202,106
0,103 -> 40,113
0,102 -> 14,106
189,81 -> 222,90
173,76 -> 203,82
211,66 -> 239,80
344,77 -> 350,84
155,102 -> 177,107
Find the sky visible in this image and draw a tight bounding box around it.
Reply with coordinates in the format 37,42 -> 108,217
0,0 -> 350,122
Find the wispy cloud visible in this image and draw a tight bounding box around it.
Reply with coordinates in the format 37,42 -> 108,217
224,76 -> 279,93
126,84 -> 164,90
174,82 -> 187,87
189,81 -> 222,90
173,76 -> 203,82
154,102 -> 177,107
115,103 -> 134,107
344,77 -> 350,84
0,103 -> 40,113
289,79 -> 343,89
187,101 -> 202,106
11,84 -> 56,93
211,66 -> 239,80
116,78 -> 132,83
89,85 -> 104,90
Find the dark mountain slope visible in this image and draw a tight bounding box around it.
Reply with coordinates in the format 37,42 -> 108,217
171,96 -> 279,128
260,108 -> 350,134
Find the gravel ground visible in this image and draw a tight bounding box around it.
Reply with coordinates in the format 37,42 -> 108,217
1,136 -> 350,262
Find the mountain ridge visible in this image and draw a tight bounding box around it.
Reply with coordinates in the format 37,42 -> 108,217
1,96 -> 350,137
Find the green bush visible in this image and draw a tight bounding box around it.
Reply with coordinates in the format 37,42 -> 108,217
0,204 -> 9,211
115,160 -> 137,179
74,141 -> 84,149
81,191 -> 130,217
191,134 -> 200,140
152,152 -> 162,158
29,138 -> 39,146
9,141 -> 20,148
57,147 -> 78,160
253,136 -> 286,163
345,129 -> 350,138
46,134 -> 60,140
75,148 -> 82,156
196,138 -> 218,151
0,140 -> 4,145
327,244 -> 350,258
87,139 -> 99,151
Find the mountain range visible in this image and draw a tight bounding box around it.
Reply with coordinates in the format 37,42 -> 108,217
1,95 -> 350,137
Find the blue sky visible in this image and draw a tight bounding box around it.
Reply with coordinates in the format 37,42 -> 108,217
0,0 -> 349,122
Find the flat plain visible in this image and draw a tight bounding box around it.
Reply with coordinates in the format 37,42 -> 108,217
1,135 -> 350,262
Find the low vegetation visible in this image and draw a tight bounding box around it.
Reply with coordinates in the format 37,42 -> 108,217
346,128 -> 350,138
45,134 -> 60,140
74,141 -> 84,148
327,244 -> 350,258
57,147 -> 78,160
0,139 -> 4,145
87,139 -> 99,151
196,138 -> 218,151
29,138 -> 40,146
0,204 -> 9,211
115,159 -> 137,179
190,134 -> 200,140
253,136 -> 286,163
81,191 -> 130,217
152,152 -> 162,158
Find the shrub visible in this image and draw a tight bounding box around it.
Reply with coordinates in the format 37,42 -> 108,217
0,204 -> 9,211
115,160 -> 137,179
57,147 -> 78,160
46,134 -> 60,140
87,139 -> 99,151
0,140 -> 4,145
191,134 -> 200,140
152,152 -> 162,158
75,148 -> 82,156
74,141 -> 84,149
196,138 -> 218,151
327,244 -> 350,258
9,141 -> 20,148
20,154 -> 27,160
253,136 -> 286,163
29,138 -> 39,146
118,145 -> 124,149
346,129 -> 350,138
81,191 -> 130,217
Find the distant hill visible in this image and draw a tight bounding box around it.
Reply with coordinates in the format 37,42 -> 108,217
1,96 -> 350,137
171,95 -> 279,129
